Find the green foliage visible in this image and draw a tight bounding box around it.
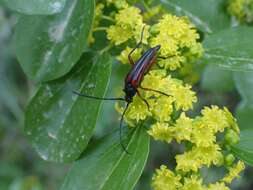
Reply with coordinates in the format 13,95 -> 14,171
236,102 -> 253,130
25,53 -> 112,162
1,0 -> 67,15
232,130 -> 253,165
61,128 -> 150,190
234,72 -> 253,130
14,0 -> 94,81
203,27 -> 253,72
201,65 -> 235,92
1,0 -> 253,189
160,0 -> 230,33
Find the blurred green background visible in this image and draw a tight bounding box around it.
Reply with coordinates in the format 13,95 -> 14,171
1,5 -> 253,190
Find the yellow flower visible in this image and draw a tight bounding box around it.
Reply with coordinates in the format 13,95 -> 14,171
125,95 -> 151,123
207,182 -> 230,190
201,106 -> 229,133
152,165 -> 183,190
195,145 -> 224,167
149,96 -> 174,122
158,55 -> 186,71
117,69 -> 196,126
141,70 -> 171,98
173,113 -> 193,142
107,25 -> 132,45
148,122 -> 173,143
223,107 -> 240,133
191,118 -> 216,147
106,0 -> 128,9
151,32 -> 179,56
170,80 -> 197,111
175,150 -> 202,172
106,6 -> 149,45
176,144 -> 223,172
228,0 -> 253,22
117,46 -> 142,64
182,176 -> 205,190
228,0 -> 244,20
115,7 -> 143,28
143,5 -> 163,21
222,160 -> 245,183
150,14 -> 202,71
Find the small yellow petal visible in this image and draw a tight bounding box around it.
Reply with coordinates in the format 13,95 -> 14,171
152,165 -> 183,190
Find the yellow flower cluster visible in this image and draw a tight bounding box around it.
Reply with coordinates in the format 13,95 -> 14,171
106,0 -> 128,9
150,106 -> 244,190
150,14 -> 203,70
152,164 -> 244,190
117,46 -> 142,64
116,70 -> 197,126
228,0 -> 253,23
223,161 -> 245,183
105,4 -> 203,70
93,2 -> 245,190
107,6 -> 149,45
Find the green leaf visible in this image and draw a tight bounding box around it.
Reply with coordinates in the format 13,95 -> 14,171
234,72 -> 253,103
201,65 -> 234,92
234,71 -> 253,130
24,53 -> 112,163
160,0 -> 230,33
203,27 -> 253,72
61,127 -> 150,190
2,0 -> 66,15
236,101 -> 253,130
14,0 -> 95,82
232,130 -> 253,165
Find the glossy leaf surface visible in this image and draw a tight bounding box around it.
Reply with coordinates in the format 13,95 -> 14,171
25,53 -> 112,162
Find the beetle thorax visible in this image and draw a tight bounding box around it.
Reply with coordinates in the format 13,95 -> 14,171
124,82 -> 136,103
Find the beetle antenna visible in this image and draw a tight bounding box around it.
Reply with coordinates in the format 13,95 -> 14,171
120,102 -> 131,154
73,90 -> 125,101
139,87 -> 171,98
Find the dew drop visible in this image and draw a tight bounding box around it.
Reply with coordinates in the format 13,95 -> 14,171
58,100 -> 63,108
48,131 -> 57,139
50,1 -> 63,13
87,83 -> 96,89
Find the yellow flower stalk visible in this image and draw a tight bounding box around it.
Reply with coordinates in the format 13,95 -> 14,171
152,165 -> 183,190
97,1 -> 245,189
207,182 -> 230,190
182,176 -> 205,190
222,161 -> 245,183
148,122 -> 173,143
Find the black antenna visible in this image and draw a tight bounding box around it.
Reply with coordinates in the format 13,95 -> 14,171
73,90 -> 125,101
73,90 -> 131,153
119,102 -> 131,154
140,87 -> 171,98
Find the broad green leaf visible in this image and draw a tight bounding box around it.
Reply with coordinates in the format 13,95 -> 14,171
201,65 -> 234,92
2,0 -> 66,15
203,27 -> 253,72
14,0 -> 95,82
61,127 -> 150,190
25,53 -> 112,163
234,71 -> 253,103
233,70 -> 253,130
236,101 -> 253,130
232,130 -> 253,165
160,0 -> 230,33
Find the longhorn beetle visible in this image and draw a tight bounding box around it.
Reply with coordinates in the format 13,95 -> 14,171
73,27 -> 171,153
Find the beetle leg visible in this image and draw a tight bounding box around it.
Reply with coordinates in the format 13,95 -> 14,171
136,89 -> 150,111
140,86 -> 171,98
128,26 -> 145,65
157,55 -> 175,60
